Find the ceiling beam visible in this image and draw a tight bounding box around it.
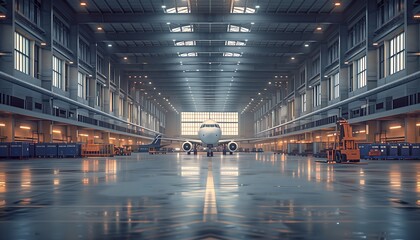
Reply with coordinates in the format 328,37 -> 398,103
119,63 -> 298,71
95,32 -> 325,42
115,56 -> 305,65
123,71 -> 293,78
105,45 -> 311,54
76,13 -> 343,24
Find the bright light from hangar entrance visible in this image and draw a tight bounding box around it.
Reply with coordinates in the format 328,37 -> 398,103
181,112 -> 238,136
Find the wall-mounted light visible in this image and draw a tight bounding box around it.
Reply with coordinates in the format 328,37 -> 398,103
109,137 -> 116,140
389,125 -> 401,130
0,123 -> 5,127
0,14 -> 6,19
315,136 -> 320,139
79,133 -> 89,137
41,42 -> 47,46
52,130 -> 61,134
416,123 -> 420,126
20,126 -> 31,130
80,2 -> 87,7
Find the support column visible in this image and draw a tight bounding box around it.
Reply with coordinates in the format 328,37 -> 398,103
40,120 -> 52,143
0,116 -> 14,142
405,117 -> 417,143
66,125 -> 78,143
366,121 -> 379,143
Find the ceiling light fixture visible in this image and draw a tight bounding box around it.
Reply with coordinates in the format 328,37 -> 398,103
334,2 -> 341,6
80,2 -> 87,6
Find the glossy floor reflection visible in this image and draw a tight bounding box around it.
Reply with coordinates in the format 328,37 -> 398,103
1,153 -> 420,239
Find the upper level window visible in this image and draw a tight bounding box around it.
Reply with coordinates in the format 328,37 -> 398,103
377,0 -> 404,27
356,56 -> 366,88
313,84 -> 321,107
389,32 -> 405,75
328,41 -> 339,64
329,72 -> 340,100
77,72 -> 88,99
14,32 -> 30,75
301,93 -> 307,112
53,16 -> 70,48
348,17 -> 366,49
311,57 -> 320,77
52,56 -> 63,89
97,55 -> 104,74
79,39 -> 90,63
16,0 -> 41,26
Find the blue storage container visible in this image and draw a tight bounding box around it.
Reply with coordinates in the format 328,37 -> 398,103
35,143 -> 46,157
29,143 -> 35,158
0,142 -> 9,158
358,143 -> 371,159
9,142 -> 30,158
411,143 -> 420,159
400,143 -> 411,158
45,143 -> 57,158
388,143 -> 399,158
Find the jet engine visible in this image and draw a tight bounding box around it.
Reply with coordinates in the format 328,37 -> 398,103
182,141 -> 193,152
227,141 -> 239,152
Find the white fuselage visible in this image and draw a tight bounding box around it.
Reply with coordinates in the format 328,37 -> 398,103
198,120 -> 222,147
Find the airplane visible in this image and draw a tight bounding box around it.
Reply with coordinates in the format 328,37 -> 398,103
166,119 -> 254,157
126,135 -> 166,152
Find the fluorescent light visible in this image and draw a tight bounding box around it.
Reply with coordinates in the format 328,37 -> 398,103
80,2 -> 87,6
94,136 -> 99,139
416,123 -> 420,126
0,14 -> 6,18
359,130 -> 366,133
52,130 -> 61,134
0,123 -> 5,127
109,137 -> 116,140
20,126 -> 31,130
315,136 -> 320,139
79,134 -> 89,137
389,125 -> 401,130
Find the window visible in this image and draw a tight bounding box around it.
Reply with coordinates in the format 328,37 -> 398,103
77,72 -> 87,99
119,97 -> 124,117
225,41 -> 246,46
34,45 -> 40,79
181,112 -> 238,135
96,83 -> 103,106
165,7 -> 190,13
311,57 -> 320,77
16,0 -> 41,26
389,32 -> 405,75
377,0 -> 404,27
230,7 -> 255,13
349,63 -> 354,91
313,84 -> 321,107
14,32 -> 30,74
79,39 -> 90,63
329,72 -> 340,100
52,56 -> 63,89
223,52 -> 242,57
53,16 -> 70,48
301,93 -> 307,112
328,41 -> 339,64
348,17 -> 366,48
110,91 -> 115,112
175,41 -> 196,46
97,55 -> 103,74
287,100 -> 295,120
356,56 -> 366,88
300,70 -> 305,86
178,52 -> 197,57
227,25 -> 250,32
379,45 -> 385,79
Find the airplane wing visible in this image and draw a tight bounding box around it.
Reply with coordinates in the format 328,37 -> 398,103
161,137 -> 202,145
218,137 -> 266,144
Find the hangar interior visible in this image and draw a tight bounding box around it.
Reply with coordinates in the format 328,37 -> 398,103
0,0 -> 420,239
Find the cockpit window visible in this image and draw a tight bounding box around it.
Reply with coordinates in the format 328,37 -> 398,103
200,124 -> 205,128
215,124 -> 220,128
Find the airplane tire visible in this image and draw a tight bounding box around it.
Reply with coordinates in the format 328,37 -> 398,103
207,152 -> 209,157
230,152 -> 233,155
342,154 -> 347,163
210,152 -> 213,157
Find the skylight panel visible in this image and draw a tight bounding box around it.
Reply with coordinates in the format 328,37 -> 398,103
225,41 -> 246,46
171,25 -> 194,32
179,52 -> 197,57
223,52 -> 242,57
231,7 -> 255,13
175,41 -> 196,46
166,7 -> 190,13
227,25 -> 250,32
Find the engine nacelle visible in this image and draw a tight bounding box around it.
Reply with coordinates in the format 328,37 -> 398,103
182,141 -> 193,152
227,141 -> 239,152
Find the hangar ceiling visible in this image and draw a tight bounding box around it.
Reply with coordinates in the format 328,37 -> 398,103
65,0 -> 354,113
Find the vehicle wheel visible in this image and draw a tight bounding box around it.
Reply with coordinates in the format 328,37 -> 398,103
342,154 -> 347,163
335,152 -> 342,163
210,152 -> 213,157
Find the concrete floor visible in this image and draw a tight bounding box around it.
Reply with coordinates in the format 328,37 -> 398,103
0,153 -> 420,239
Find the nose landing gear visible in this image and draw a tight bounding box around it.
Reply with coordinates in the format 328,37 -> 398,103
206,149 -> 214,157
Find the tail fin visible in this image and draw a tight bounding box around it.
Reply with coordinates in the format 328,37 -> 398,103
151,135 -> 162,146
